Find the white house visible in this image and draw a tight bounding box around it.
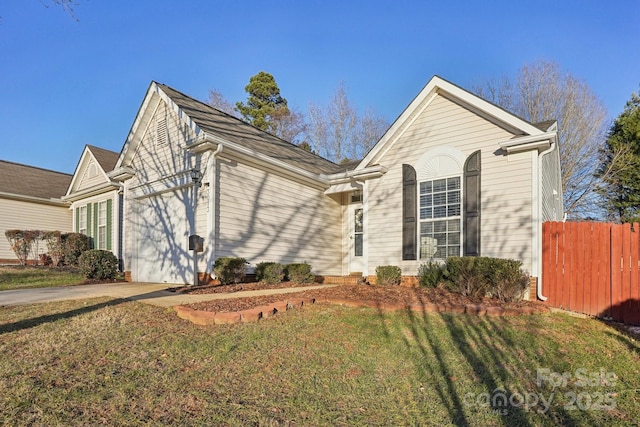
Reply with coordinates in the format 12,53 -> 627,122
106,76 -> 563,297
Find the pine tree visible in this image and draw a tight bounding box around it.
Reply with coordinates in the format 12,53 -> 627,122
236,71 -> 289,134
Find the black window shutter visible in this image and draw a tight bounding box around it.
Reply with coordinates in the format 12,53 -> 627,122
402,164 -> 417,260
463,150 -> 481,256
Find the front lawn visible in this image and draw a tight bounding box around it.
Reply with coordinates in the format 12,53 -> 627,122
0,299 -> 639,425
0,266 -> 85,291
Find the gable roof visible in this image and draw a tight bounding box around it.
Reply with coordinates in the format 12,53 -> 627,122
154,83 -> 342,176
358,75 -> 554,168
87,145 -> 119,172
0,160 -> 72,201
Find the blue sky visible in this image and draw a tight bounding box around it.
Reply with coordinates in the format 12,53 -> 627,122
1,0 -> 638,174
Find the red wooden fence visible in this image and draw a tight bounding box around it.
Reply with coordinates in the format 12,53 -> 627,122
542,221 -> 640,326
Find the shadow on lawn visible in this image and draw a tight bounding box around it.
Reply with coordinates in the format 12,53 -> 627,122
376,294 -> 601,426
0,299 -> 126,335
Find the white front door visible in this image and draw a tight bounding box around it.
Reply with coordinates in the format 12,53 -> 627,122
349,204 -> 364,274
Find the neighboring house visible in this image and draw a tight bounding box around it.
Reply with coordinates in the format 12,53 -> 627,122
0,160 -> 72,263
63,145 -> 122,263
108,75 -> 563,296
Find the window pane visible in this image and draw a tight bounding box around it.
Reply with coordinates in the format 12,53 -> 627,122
354,234 -> 363,257
433,179 -> 446,192
433,206 -> 447,218
420,207 -> 432,220
448,205 -> 461,216
447,177 -> 460,190
420,181 -> 432,194
449,233 -> 460,245
420,194 -> 433,207
448,246 -> 460,257
420,222 -> 433,234
448,219 -> 460,231
447,192 -> 460,204
354,209 -> 363,232
433,221 -> 446,233
433,193 -> 446,205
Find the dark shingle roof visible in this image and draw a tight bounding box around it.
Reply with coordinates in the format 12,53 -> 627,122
0,160 -> 72,200
157,83 -> 342,176
87,145 -> 119,172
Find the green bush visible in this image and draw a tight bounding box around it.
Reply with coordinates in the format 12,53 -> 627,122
213,257 -> 247,285
255,262 -> 284,284
417,261 -> 444,288
440,257 -> 530,303
375,265 -> 402,286
284,263 -> 314,284
42,231 -> 65,267
78,249 -> 119,280
62,233 -> 90,267
485,258 -> 530,303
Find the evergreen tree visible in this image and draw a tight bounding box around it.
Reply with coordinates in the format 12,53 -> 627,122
597,88 -> 640,222
236,71 -> 290,134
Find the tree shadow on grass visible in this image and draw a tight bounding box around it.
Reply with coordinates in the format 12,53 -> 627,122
0,299 -> 127,335
376,294 -> 601,426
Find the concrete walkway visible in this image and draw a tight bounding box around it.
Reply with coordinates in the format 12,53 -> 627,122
0,282 -> 339,308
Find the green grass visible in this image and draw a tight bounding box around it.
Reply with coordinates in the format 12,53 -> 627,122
1,299 -> 639,426
0,266 -> 84,290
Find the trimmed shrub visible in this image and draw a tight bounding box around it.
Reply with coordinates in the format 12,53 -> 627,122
62,233 -> 90,267
213,257 -> 247,285
256,262 -> 276,282
485,258 -> 530,303
42,231 -> 65,267
441,256 -> 530,303
4,230 -> 41,265
78,249 -> 119,280
418,261 -> 444,288
284,263 -> 314,284
375,265 -> 402,286
263,263 -> 285,284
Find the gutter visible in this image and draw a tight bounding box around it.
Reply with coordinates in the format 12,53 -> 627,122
536,140 -> 558,302
0,191 -> 70,207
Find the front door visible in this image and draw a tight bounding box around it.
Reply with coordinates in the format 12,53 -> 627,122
349,204 -> 364,274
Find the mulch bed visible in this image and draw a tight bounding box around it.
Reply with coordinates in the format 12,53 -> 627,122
184,283 -> 546,314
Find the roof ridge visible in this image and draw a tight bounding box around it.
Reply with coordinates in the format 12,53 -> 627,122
0,159 -> 72,176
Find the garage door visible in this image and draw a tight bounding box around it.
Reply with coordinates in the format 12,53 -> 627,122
133,191 -> 192,284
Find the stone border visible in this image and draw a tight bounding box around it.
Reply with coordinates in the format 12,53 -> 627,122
174,296 -> 550,325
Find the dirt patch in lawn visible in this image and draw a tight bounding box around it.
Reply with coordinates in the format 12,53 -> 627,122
183,283 -> 546,314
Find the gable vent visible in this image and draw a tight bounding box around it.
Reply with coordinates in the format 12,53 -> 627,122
156,118 -> 167,146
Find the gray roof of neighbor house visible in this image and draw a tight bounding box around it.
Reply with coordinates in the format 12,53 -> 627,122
0,160 -> 72,200
532,120 -> 557,132
157,83 -> 343,176
86,145 -> 119,172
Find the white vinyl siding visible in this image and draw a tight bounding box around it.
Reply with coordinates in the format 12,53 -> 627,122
217,161 -> 342,275
0,198 -> 72,261
366,94 -> 534,274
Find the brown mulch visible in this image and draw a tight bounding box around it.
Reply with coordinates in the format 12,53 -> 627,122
170,281 -> 320,295
185,283 -> 546,314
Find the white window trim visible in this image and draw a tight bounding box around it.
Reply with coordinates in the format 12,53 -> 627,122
79,205 -> 87,236
418,174 -> 463,260
97,201 -> 107,250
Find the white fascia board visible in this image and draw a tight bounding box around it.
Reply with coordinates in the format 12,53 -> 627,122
358,75 -> 546,168
107,166 -> 136,181
62,181 -> 122,202
322,164 -> 388,184
128,170 -> 193,200
0,191 -> 70,207
499,132 -> 556,153
65,146 -> 91,197
114,82 -> 163,170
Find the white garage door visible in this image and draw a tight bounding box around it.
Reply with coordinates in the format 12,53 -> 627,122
133,191 -> 192,284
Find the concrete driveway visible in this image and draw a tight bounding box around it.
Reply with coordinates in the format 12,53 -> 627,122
0,282 -> 338,307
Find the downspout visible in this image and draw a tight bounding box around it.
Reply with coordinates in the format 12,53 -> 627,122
536,141 -> 557,301
206,143 -> 223,280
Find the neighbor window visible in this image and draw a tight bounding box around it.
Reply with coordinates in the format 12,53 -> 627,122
98,201 -> 107,250
79,205 -> 87,235
419,176 -> 461,259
